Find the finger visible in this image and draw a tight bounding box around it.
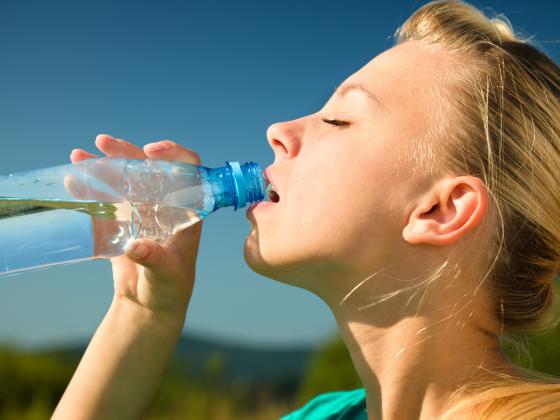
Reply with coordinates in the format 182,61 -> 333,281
109,255 -> 142,298
124,238 -> 182,280
63,175 -> 122,202
67,149 -> 123,201
70,149 -> 99,163
167,218 -> 203,261
143,141 -> 201,165
95,134 -> 147,159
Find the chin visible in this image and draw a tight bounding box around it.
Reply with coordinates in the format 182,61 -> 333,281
243,234 -> 331,293
244,233 -> 281,278
242,232 -> 301,283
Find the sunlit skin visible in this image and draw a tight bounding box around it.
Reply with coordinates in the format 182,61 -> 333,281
244,41 -> 524,418
53,41 -> 525,420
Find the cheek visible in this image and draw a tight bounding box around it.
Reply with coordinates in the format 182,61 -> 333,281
280,159 -> 395,260
250,141 -> 406,267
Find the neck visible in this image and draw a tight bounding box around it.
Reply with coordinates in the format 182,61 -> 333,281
341,318 -> 511,419
319,266 -> 518,420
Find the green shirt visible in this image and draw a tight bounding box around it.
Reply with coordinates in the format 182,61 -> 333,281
280,388 -> 367,419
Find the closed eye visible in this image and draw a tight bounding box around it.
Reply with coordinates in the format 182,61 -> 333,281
322,118 -> 350,127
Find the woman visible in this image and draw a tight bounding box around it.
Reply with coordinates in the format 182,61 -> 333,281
53,1 -> 560,418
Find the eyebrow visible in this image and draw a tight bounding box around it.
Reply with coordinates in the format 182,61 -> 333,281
333,83 -> 381,105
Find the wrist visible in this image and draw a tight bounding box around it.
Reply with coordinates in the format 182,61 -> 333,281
109,296 -> 187,339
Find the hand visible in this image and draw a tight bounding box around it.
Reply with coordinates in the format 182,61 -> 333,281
70,134 -> 203,324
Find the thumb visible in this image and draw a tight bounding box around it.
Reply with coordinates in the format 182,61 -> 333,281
124,239 -> 173,277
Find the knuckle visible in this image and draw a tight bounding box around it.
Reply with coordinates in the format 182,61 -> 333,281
154,140 -> 201,164
160,140 -> 176,146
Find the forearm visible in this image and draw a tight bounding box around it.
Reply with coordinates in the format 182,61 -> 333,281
52,298 -> 185,420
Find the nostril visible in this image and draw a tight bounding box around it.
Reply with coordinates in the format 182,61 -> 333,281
272,139 -> 289,155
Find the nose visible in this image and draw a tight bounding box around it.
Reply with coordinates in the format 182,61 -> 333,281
266,119 -> 302,161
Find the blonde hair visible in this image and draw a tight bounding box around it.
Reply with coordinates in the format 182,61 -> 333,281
395,1 -> 560,418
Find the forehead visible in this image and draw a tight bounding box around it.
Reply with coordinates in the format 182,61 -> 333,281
345,41 -> 453,109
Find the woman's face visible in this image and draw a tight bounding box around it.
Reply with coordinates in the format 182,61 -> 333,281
244,41 -> 448,287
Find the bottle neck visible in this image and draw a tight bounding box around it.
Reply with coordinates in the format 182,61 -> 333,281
208,162 -> 265,210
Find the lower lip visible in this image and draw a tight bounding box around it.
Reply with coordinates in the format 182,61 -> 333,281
246,201 -> 276,215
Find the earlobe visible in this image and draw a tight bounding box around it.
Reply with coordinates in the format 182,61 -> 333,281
402,176 -> 487,246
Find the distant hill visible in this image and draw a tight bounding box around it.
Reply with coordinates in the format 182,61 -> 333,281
39,332 -> 317,386
174,334 -> 316,383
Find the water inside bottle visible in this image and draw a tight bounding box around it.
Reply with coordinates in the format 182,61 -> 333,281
0,197 -> 206,275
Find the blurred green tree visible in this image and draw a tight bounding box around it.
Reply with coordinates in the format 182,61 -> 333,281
0,347 -> 75,419
295,335 -> 362,405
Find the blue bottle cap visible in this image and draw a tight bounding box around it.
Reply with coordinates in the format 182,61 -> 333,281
226,161 -> 246,210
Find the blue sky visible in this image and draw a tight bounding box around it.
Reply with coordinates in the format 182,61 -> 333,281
0,0 -> 559,349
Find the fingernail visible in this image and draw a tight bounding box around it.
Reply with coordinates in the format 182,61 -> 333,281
126,241 -> 149,259
96,134 -> 113,141
145,142 -> 167,152
70,149 -> 95,160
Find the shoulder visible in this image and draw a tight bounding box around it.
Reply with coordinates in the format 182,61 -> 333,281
280,388 -> 367,420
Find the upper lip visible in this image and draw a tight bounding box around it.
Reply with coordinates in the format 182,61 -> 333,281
263,167 -> 271,188
263,166 -> 279,197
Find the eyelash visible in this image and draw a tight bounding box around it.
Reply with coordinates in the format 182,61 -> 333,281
322,118 -> 350,127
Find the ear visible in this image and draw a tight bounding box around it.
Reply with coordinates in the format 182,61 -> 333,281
402,176 -> 487,245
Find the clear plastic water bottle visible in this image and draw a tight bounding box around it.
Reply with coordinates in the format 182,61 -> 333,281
0,158 -> 266,276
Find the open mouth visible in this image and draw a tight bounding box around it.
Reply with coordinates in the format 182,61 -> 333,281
266,183 -> 280,203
